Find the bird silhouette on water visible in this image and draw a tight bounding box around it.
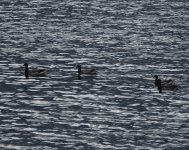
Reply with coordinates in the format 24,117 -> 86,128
154,75 -> 178,93
23,63 -> 46,79
76,65 -> 97,76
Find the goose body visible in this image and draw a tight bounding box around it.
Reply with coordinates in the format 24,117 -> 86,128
23,63 -> 46,79
76,65 -> 97,76
154,75 -> 178,93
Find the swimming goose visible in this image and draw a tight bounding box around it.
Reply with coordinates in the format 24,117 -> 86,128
76,65 -> 97,76
23,63 -> 46,79
154,75 -> 178,93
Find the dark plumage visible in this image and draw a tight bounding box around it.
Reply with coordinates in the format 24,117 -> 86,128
154,75 -> 178,93
154,75 -> 162,93
76,65 -> 97,76
23,63 -> 46,79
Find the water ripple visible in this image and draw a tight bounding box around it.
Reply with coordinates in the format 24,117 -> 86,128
0,0 -> 189,149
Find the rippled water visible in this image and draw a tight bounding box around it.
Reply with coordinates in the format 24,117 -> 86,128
0,0 -> 189,149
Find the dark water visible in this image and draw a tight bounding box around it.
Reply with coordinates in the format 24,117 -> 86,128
0,0 -> 189,149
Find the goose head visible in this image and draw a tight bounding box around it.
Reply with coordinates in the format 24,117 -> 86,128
76,65 -> 81,69
23,63 -> 28,67
154,75 -> 158,79
76,65 -> 81,75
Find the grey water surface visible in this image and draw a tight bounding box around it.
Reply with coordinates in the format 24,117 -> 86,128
0,0 -> 189,149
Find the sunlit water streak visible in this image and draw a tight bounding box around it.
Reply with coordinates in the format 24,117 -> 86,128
0,0 -> 189,149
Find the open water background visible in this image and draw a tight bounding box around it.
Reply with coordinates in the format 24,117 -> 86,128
0,0 -> 189,149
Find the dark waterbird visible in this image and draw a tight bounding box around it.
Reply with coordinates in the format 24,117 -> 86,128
76,65 -> 97,76
154,75 -> 178,93
23,63 -> 46,79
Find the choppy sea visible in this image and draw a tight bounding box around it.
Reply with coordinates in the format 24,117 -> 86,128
0,0 -> 189,149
